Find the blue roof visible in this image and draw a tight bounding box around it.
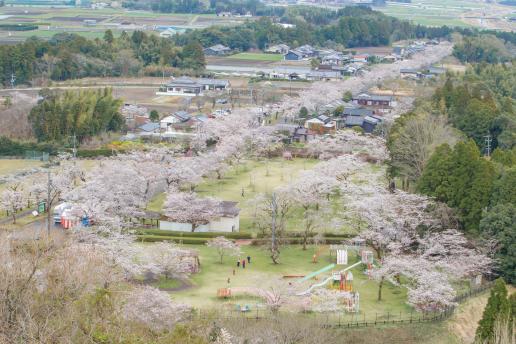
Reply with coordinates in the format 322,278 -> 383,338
138,122 -> 160,132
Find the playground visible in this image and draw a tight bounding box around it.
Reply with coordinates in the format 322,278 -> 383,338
169,243 -> 411,317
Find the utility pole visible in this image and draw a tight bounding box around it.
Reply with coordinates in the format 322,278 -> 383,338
271,192 -> 277,256
72,133 -> 77,159
484,135 -> 492,157
46,169 -> 52,236
10,73 -> 15,89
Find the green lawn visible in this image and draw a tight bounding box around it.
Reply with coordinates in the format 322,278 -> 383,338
171,243 -> 411,317
147,158 -> 324,232
227,53 -> 284,62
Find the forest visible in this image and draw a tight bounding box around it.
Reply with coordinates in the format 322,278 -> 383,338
0,30 -> 205,86
28,88 -> 124,142
387,63 -> 515,283
173,8 -> 453,50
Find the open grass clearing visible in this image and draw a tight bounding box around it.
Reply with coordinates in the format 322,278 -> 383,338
0,159 -> 43,176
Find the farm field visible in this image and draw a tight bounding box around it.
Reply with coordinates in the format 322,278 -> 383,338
374,0 -> 516,30
0,6 -> 251,42
227,53 -> 284,62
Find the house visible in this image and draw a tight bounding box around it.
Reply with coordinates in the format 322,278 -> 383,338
292,127 -> 310,142
342,107 -> 374,117
352,93 -> 396,108
284,50 -> 304,61
400,68 -> 421,79
344,114 -> 381,133
203,44 -> 231,56
160,201 -> 240,232
321,53 -> 349,66
136,122 -> 160,133
160,111 -> 192,131
216,11 -> 232,17
351,54 -> 369,63
304,115 -> 336,133
157,77 -> 230,96
297,45 -> 316,57
266,44 -> 290,54
306,70 -> 342,81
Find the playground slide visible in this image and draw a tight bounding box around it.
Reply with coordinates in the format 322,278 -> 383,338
296,261 -> 363,296
298,264 -> 336,283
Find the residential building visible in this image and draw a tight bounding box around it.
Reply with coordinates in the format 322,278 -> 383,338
321,53 -> 349,66
400,68 -> 420,79
306,70 -> 342,81
203,44 -> 231,56
284,50 -> 304,61
344,114 -> 381,133
160,111 -> 192,131
266,44 -> 290,54
297,44 -> 316,57
157,77 -> 230,97
136,122 -> 160,133
304,115 -> 336,133
160,201 -> 240,232
352,93 -> 396,108
351,54 -> 369,63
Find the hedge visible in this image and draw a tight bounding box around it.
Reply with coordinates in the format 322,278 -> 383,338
137,229 -> 253,239
76,149 -> 115,158
250,237 -> 352,245
137,235 -> 209,244
0,136 -> 60,156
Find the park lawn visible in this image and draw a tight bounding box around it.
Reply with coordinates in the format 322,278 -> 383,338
171,243 -> 412,317
147,158 -> 321,231
227,53 -> 283,62
152,277 -> 183,289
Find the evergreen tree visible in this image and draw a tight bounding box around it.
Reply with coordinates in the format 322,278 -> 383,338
476,278 -> 511,343
480,204 -> 516,284
150,109 -> 160,122
103,30 -> 114,45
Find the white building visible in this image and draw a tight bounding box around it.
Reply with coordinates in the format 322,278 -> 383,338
160,201 -> 240,232
156,77 -> 230,97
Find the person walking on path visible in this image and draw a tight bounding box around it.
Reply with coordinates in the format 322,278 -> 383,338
247,256 -> 251,264
242,259 -> 246,269
237,260 -> 240,268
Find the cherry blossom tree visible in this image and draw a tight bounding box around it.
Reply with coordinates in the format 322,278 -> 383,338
121,286 -> 191,332
66,160 -> 147,228
0,182 -> 25,224
163,191 -> 223,232
206,236 -> 242,264
31,160 -> 82,233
